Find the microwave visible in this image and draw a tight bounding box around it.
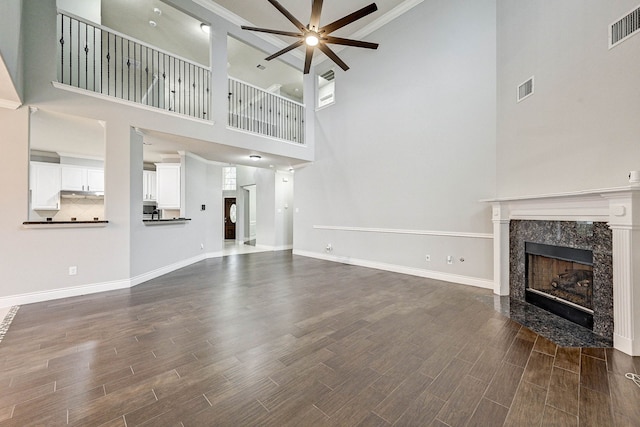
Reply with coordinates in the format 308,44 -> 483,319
143,204 -> 157,219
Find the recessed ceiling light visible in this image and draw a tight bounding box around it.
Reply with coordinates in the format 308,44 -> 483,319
153,7 -> 162,16
149,20 -> 157,28
200,23 -> 210,34
249,155 -> 261,161
256,64 -> 266,70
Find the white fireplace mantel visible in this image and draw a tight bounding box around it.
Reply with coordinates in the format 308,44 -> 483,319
486,185 -> 640,356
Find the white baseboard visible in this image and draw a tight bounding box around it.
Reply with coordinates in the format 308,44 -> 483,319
130,254 -> 206,287
613,333 -> 639,356
0,251 -> 226,308
0,278 -> 131,308
293,250 -> 494,290
254,244 -> 293,251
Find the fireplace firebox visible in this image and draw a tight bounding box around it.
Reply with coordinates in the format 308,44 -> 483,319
525,242 -> 594,329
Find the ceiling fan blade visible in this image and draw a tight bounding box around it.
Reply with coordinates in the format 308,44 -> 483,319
318,43 -> 349,71
265,39 -> 304,61
241,26 -> 302,38
309,0 -> 323,31
267,0 -> 307,32
323,36 -> 378,49
320,3 -> 378,35
303,45 -> 314,74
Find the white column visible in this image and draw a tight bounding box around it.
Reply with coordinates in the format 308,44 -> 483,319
492,203 -> 510,296
606,189 -> 640,356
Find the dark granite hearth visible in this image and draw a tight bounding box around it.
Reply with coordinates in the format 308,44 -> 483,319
479,295 -> 612,348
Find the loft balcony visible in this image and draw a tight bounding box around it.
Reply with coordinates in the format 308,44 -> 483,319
56,11 -> 306,145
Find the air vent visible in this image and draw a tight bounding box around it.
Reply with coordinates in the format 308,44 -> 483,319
320,69 -> 335,81
610,5 -> 640,48
517,76 -> 534,103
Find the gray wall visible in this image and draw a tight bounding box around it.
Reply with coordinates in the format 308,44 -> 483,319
293,0 -> 497,285
0,0 -> 304,305
0,0 -> 24,102
236,165 -> 292,249
496,0 -> 640,196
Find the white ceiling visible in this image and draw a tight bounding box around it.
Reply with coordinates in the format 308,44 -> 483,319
141,128 -> 308,171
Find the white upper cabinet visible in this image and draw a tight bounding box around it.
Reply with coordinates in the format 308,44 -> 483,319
86,168 -> 104,192
156,164 -> 181,209
30,162 -> 61,210
61,165 -> 104,192
143,170 -> 157,202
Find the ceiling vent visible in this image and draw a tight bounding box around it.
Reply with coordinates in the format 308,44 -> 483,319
609,5 -> 640,48
517,76 -> 534,103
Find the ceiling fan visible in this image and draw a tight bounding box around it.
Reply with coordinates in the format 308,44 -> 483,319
241,0 -> 379,74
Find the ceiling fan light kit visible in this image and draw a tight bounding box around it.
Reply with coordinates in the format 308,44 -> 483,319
241,0 -> 379,74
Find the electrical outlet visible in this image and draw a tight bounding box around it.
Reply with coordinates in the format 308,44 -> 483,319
69,266 -> 77,275
325,243 -> 333,253
200,243 -> 204,250
447,255 -> 453,265
425,254 -> 431,262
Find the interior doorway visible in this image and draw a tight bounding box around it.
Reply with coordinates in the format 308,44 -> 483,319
243,185 -> 257,246
224,198 -> 236,240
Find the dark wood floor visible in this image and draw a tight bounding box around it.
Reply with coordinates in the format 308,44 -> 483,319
0,251 -> 638,426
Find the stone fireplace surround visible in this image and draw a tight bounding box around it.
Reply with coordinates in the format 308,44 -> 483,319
510,220 -> 612,337
489,185 -> 640,356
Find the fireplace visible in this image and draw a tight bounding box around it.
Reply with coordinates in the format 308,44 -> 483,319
525,242 -> 594,330
508,220 -> 613,339
489,185 -> 640,356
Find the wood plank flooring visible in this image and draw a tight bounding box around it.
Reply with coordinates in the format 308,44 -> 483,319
0,251 -> 638,426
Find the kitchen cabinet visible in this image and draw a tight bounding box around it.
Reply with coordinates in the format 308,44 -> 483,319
156,163 -> 181,209
30,162 -> 61,210
143,170 -> 157,201
61,165 -> 104,192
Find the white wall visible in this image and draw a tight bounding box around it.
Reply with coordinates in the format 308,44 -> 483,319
496,0 -> 640,197
0,0 -> 23,105
235,165 -> 293,249
293,0 -> 497,287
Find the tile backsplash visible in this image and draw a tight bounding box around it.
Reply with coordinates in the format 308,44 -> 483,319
32,198 -> 104,221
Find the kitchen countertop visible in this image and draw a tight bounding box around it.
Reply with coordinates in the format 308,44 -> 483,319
22,220 -> 109,229
143,218 -> 191,225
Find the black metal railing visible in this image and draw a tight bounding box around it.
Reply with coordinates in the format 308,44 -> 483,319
228,78 -> 305,144
57,12 -> 211,120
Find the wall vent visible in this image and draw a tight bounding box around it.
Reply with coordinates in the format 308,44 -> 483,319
517,77 -> 534,103
609,5 -> 640,48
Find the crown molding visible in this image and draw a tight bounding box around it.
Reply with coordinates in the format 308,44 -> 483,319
351,0 -> 424,40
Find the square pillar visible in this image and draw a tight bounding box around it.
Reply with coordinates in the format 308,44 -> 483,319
492,203 -> 510,296
605,189 -> 640,356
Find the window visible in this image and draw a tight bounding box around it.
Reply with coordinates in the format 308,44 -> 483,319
223,167 -> 236,191
317,69 -> 335,108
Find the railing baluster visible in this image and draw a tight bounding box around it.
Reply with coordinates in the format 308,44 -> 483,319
57,12 -> 211,120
